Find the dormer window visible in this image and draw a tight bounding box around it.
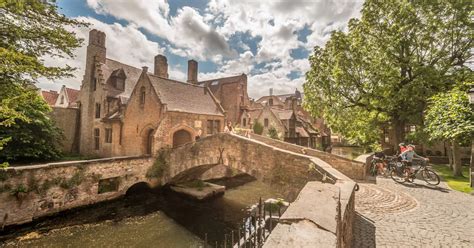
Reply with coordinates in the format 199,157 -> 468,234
110,69 -> 126,91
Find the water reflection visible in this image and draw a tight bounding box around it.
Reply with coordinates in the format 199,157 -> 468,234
1,175 -> 287,247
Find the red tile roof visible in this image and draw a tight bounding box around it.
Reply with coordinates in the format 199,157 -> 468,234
65,87 -> 79,104
41,90 -> 59,106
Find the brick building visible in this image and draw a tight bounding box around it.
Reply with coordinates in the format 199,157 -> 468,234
198,74 -> 250,125
77,29 -> 226,157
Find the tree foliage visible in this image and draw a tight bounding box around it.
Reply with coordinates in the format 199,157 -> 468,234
425,83 -> 473,143
0,83 -> 63,162
253,121 -> 264,135
304,0 -> 473,149
268,127 -> 279,140
0,0 -> 86,164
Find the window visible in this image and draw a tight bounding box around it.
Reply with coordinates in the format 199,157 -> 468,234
213,120 -> 220,134
94,128 -> 100,150
243,118 -> 247,127
268,98 -> 273,106
115,77 -> 125,91
95,103 -> 101,118
207,120 -> 221,135
60,96 -> 64,104
264,118 -> 269,127
207,120 -> 213,135
140,86 -> 146,105
105,128 -> 112,143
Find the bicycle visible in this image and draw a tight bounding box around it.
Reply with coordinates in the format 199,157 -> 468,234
390,160 -> 440,185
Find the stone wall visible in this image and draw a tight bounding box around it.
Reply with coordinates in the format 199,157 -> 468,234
0,156 -> 153,227
50,107 -> 80,154
167,133 -> 325,200
249,133 -> 367,180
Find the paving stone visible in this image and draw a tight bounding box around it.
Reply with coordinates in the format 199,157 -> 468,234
353,178 -> 474,247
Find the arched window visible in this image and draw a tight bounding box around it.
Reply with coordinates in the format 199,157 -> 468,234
140,86 -> 146,105
60,96 -> 64,104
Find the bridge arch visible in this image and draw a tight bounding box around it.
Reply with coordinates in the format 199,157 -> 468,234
125,181 -> 152,196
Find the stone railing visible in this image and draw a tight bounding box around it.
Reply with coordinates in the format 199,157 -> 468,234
249,133 -> 367,180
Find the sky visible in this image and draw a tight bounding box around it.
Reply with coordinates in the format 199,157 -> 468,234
40,0 -> 363,98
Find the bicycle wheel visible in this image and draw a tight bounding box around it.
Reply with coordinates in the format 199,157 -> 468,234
390,168 -> 405,183
421,169 -> 440,185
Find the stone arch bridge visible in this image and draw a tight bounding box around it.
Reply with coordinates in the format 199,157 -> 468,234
0,133 -> 365,247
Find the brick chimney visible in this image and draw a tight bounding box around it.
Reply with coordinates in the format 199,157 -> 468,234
154,54 -> 168,78
187,59 -> 198,84
291,96 -> 298,113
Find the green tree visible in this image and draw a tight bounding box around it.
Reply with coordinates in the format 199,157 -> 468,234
253,121 -> 264,135
268,127 -> 279,140
304,0 -> 473,150
425,83 -> 473,176
0,0 -> 86,164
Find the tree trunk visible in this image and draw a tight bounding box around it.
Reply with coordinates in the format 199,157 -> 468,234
447,144 -> 453,170
470,139 -> 473,188
452,140 -> 463,177
390,119 -> 405,152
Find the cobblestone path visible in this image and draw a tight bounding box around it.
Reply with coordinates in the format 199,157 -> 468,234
353,177 -> 474,247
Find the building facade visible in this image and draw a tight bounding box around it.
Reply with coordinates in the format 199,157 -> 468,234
77,29 -> 226,157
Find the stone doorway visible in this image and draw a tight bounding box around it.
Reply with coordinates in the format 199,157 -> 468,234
172,129 -> 192,148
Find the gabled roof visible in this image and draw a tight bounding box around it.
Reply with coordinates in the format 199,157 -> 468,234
148,74 -> 224,116
65,87 -> 79,104
41,90 -> 58,106
100,58 -> 142,98
198,74 -> 246,85
271,108 -> 294,120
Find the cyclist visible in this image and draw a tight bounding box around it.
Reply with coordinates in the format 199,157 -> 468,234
400,144 -> 429,181
397,143 -> 407,155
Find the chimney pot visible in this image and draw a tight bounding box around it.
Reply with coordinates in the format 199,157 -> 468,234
142,66 -> 148,73
187,59 -> 198,84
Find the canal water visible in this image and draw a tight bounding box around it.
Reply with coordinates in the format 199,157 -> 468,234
0,175 -> 287,247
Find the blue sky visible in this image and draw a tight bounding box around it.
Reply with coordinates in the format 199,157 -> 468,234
40,0 -> 362,98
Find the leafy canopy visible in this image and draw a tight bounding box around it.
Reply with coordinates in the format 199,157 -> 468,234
304,0 -> 473,148
0,0 -> 86,163
425,83 -> 473,143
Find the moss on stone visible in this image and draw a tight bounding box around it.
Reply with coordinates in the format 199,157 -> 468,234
146,150 -> 169,179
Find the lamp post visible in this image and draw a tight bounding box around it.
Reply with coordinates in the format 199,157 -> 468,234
468,88 -> 474,189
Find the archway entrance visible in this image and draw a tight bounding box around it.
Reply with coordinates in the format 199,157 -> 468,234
173,129 -> 192,147
146,129 -> 154,155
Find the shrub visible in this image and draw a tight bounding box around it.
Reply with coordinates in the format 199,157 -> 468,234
253,121 -> 264,135
268,127 -> 279,140
146,150 -> 168,179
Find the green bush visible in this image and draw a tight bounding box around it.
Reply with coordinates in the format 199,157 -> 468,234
253,121 -> 264,135
146,150 -> 168,179
268,127 -> 279,139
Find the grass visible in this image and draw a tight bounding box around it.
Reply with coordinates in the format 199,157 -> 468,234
431,164 -> 472,194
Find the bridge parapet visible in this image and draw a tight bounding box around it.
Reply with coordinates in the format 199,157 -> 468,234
249,133 -> 367,180
0,156 -> 153,227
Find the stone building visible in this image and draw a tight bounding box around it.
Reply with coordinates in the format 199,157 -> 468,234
77,29 -> 226,157
246,89 -> 330,149
40,86 -> 81,153
198,74 -> 250,125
